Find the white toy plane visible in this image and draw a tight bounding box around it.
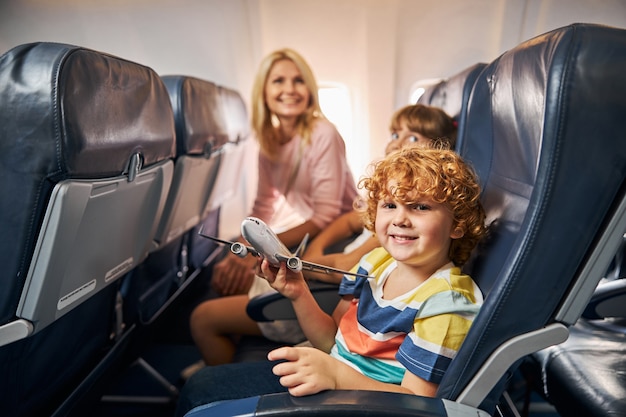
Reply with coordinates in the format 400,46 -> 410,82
199,216 -> 370,279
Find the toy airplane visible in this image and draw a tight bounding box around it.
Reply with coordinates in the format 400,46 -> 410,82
199,216 -> 370,279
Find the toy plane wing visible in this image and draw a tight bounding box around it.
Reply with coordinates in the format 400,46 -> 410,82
197,226 -> 260,258
293,233 -> 309,258
199,218 -> 370,279
274,254 -> 370,279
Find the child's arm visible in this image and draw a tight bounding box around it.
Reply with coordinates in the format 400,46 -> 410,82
303,210 -> 364,260
260,259 -> 348,351
268,346 -> 438,397
276,219 -> 321,249
302,237 -> 380,284
302,210 -> 379,283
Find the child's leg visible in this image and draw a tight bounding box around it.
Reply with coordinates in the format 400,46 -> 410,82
175,360 -> 287,417
189,294 -> 262,365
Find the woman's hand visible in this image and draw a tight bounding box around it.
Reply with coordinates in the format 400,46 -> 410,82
268,346 -> 339,396
211,252 -> 256,295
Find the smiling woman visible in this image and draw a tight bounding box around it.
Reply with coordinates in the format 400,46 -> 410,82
186,47 -> 359,370
210,48 -> 358,296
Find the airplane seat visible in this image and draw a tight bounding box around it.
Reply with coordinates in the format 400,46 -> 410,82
521,243 -> 626,416
89,75 -> 235,411
209,85 -> 250,214
145,84 -> 252,353
443,22 -> 626,413
181,22 -> 626,417
416,62 -> 486,152
0,41 -> 175,416
119,75 -> 229,327
185,85 -> 251,276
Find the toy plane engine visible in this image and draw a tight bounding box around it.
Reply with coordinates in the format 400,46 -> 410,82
240,217 -> 293,268
230,242 -> 248,258
285,257 -> 303,272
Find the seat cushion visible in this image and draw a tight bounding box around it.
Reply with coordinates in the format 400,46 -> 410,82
535,319 -> 626,417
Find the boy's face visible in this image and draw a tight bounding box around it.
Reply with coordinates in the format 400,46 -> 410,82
385,119 -> 433,155
375,180 -> 463,271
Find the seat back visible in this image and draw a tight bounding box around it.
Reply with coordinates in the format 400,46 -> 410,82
438,23 -> 626,411
0,42 -> 175,415
186,85 -> 251,272
205,85 -> 250,213
417,62 -> 486,151
118,75 -> 230,325
155,75 -> 229,248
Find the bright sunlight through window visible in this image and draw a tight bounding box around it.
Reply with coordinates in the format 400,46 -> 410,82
318,82 -> 363,177
318,83 -> 352,146
408,78 -> 443,103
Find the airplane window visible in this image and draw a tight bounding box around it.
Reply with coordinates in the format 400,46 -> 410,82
318,82 -> 365,176
318,83 -> 353,147
408,78 -> 443,103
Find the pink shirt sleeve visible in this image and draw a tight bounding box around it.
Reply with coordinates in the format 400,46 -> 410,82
299,120 -> 357,228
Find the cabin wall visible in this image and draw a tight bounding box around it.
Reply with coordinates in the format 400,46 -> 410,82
1,0 -> 625,237
0,0 -> 259,93
2,0 -> 624,168
394,0 -> 626,141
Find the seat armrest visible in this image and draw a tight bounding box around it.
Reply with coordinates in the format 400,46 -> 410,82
582,279 -> 626,319
185,391 -> 490,417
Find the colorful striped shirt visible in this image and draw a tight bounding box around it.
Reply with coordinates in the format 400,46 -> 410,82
330,247 -> 483,384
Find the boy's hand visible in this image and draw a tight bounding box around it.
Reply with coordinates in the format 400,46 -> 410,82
268,346 -> 338,396
259,258 -> 308,300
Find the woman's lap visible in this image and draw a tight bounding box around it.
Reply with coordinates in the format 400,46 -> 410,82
175,360 -> 287,416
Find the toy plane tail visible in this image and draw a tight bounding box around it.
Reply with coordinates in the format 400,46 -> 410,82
294,234 -> 309,258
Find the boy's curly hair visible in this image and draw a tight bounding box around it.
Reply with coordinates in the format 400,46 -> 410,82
359,147 -> 487,266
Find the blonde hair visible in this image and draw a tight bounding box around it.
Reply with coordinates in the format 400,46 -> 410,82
250,48 -> 324,158
389,104 -> 457,150
359,147 -> 486,266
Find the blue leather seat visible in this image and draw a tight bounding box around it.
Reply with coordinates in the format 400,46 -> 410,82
0,42 -> 175,416
185,84 -> 251,274
417,62 -> 486,152
205,85 -> 251,214
182,22 -> 626,417
524,263 -> 626,416
157,75 -> 229,252
442,22 -> 626,412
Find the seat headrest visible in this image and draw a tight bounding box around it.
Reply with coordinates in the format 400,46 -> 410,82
219,86 -> 250,144
161,75 -> 230,156
0,42 -> 175,179
417,62 -> 487,152
419,62 -> 486,121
